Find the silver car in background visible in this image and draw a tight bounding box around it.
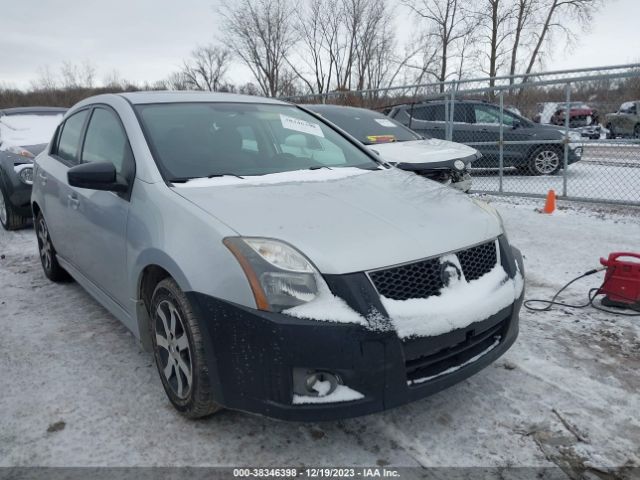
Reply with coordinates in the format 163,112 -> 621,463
32,92 -> 524,421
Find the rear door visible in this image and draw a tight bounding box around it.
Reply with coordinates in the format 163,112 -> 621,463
403,104 -> 447,139
68,106 -> 135,308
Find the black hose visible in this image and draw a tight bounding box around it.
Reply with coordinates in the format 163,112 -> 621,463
524,266 -> 640,317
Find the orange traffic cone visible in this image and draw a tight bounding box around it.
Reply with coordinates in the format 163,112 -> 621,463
542,189 -> 556,214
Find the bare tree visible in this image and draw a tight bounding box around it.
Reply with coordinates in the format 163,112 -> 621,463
523,0 -> 602,76
181,45 -> 232,91
219,0 -> 298,97
403,0 -> 474,92
474,0 -> 512,87
31,66 -> 58,91
508,0 -> 537,83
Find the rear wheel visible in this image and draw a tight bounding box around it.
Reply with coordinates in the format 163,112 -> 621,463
634,125 -> 640,139
150,278 -> 221,418
0,186 -> 29,231
35,211 -> 70,281
528,147 -> 562,176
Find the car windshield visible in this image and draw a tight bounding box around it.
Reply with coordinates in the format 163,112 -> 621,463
312,108 -> 421,145
0,112 -> 63,149
135,102 -> 381,181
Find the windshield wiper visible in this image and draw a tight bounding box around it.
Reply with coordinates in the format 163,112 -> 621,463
207,173 -> 245,179
308,165 -> 332,171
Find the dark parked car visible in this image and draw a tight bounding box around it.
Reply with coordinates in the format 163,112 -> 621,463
0,107 -> 66,229
387,100 -> 583,175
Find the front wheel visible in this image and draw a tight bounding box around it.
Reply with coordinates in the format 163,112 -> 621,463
528,147 -> 562,176
150,278 -> 221,418
0,186 -> 29,231
634,125 -> 640,139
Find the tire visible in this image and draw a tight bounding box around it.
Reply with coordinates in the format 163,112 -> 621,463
634,125 -> 640,140
606,123 -> 616,139
0,186 -> 29,231
150,278 -> 221,419
528,146 -> 562,176
35,211 -> 70,282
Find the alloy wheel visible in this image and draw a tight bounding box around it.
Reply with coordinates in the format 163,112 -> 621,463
533,150 -> 560,175
37,217 -> 53,272
155,300 -> 193,399
0,192 -> 7,226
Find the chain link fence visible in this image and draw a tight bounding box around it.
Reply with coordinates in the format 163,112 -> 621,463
286,64 -> 640,206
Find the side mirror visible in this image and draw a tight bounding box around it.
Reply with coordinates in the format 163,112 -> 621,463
67,162 -> 127,192
512,120 -> 522,130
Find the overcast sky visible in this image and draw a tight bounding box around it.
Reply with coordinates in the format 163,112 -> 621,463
1,0 -> 638,90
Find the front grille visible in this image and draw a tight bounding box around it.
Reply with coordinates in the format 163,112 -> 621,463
405,318 -> 507,385
457,241 -> 498,281
368,240 -> 497,301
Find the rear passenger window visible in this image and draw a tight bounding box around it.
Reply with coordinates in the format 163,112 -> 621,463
56,110 -> 89,164
82,108 -> 132,175
412,105 -> 446,122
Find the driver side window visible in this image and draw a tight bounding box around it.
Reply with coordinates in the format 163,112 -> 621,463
474,105 -> 515,126
81,108 -> 134,178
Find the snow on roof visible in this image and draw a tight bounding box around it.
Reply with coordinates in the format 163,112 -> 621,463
0,114 -> 63,150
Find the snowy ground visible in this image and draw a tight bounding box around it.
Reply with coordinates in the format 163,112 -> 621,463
471,144 -> 640,204
1,196 -> 639,477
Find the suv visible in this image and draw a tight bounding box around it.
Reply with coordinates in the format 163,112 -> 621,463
32,92 -> 524,421
605,101 -> 640,139
387,100 -> 583,175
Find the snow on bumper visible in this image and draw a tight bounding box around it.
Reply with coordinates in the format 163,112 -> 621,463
383,263 -> 524,339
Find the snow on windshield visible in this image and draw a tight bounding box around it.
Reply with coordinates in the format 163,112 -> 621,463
0,114 -> 63,150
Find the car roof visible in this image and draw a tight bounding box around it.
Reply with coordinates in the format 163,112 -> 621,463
117,91 -> 289,105
0,106 -> 68,116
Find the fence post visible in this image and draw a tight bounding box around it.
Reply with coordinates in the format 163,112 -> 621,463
448,82 -> 456,142
499,92 -> 504,193
563,83 -> 571,198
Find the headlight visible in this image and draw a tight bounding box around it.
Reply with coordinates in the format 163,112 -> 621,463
453,159 -> 466,171
567,131 -> 582,142
224,237 -> 321,311
13,164 -> 34,185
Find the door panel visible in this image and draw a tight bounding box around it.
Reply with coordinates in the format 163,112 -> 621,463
70,107 -> 134,308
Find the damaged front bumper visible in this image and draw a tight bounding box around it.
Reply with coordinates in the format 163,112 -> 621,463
186,243 -> 524,422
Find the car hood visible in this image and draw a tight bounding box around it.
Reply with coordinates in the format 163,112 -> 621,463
371,139 -> 478,168
172,168 -> 502,274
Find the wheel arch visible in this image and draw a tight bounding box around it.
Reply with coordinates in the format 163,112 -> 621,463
133,251 -> 193,352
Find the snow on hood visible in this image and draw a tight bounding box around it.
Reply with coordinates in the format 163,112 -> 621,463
172,168 -> 502,275
371,138 -> 478,167
0,114 -> 63,150
383,263 -> 524,339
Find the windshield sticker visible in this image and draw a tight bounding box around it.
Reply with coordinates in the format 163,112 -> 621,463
280,114 -> 324,138
374,118 -> 397,128
366,135 -> 396,144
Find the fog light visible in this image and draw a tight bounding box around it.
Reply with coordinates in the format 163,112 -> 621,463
293,368 -> 341,397
454,160 -> 466,171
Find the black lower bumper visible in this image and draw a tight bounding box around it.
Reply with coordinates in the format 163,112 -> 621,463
186,246 -> 525,422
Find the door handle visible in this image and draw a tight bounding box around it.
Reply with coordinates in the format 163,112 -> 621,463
38,171 -> 47,185
67,193 -> 80,210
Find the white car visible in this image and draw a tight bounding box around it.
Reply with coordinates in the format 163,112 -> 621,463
305,104 -> 480,192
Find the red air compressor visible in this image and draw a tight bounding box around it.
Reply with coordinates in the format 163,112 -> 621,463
599,252 -> 640,309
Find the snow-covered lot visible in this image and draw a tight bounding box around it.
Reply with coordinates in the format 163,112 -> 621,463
1,197 -> 639,476
471,144 -> 640,204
